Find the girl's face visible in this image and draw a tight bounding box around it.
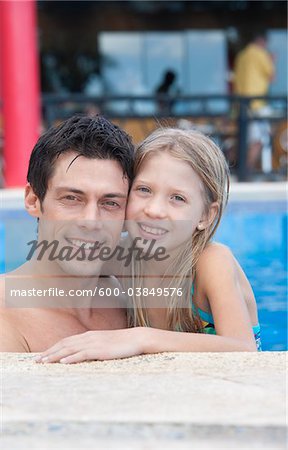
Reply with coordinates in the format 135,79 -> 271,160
126,151 -> 208,256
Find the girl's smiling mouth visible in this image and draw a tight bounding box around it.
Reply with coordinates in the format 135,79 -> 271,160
137,222 -> 169,239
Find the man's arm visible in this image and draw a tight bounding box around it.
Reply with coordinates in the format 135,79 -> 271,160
0,315 -> 30,352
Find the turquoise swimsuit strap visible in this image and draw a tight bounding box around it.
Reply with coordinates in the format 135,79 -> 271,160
190,284 -> 213,323
191,284 -> 260,334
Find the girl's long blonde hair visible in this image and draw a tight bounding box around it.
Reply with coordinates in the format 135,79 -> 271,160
127,127 -> 230,332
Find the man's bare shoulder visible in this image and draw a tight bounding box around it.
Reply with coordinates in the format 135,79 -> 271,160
0,274 -> 30,352
0,267 -> 28,307
0,311 -> 30,352
0,274 -> 5,308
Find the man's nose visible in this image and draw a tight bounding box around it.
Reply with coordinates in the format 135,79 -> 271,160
78,204 -> 103,231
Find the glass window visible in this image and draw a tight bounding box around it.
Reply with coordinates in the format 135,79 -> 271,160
268,30 -> 287,95
144,32 -> 184,93
99,32 -> 143,94
99,30 -> 229,115
185,30 -> 228,113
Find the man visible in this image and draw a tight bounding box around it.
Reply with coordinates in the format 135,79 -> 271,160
234,31 -> 275,170
0,115 -> 134,352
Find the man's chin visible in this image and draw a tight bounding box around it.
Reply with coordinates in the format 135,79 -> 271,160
56,260 -> 103,277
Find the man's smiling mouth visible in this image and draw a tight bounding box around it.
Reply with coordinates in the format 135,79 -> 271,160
65,238 -> 104,250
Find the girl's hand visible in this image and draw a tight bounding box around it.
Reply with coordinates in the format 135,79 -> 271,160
34,328 -> 146,364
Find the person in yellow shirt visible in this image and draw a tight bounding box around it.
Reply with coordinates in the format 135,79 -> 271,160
234,32 -> 275,170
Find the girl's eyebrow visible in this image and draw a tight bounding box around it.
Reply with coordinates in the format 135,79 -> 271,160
134,181 -> 192,196
133,179 -> 149,184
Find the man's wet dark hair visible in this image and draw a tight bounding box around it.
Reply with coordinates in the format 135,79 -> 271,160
27,115 -> 134,202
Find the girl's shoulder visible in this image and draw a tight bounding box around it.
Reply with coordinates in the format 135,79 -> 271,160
195,242 -> 238,288
197,242 -> 236,268
192,243 -> 237,313
195,242 -> 258,325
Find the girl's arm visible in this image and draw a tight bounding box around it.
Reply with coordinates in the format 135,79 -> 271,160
35,321 -> 254,365
35,317 -> 256,364
137,243 -> 258,353
187,243 -> 257,351
35,244 -> 256,363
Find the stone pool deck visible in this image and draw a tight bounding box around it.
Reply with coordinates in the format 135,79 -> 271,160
1,351 -> 286,449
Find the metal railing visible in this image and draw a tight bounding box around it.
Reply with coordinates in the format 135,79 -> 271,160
0,93 -> 283,183
42,93 -> 287,181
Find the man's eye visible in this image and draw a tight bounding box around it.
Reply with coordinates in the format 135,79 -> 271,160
63,195 -> 78,201
103,201 -> 120,208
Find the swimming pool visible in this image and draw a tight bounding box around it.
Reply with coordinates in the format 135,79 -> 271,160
215,200 -> 287,351
1,193 -> 287,351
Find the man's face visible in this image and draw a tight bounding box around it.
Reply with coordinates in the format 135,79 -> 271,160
26,152 -> 129,276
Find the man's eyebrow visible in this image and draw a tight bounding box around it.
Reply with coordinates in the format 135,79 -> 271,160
104,193 -> 127,199
55,187 -> 127,198
55,187 -> 85,195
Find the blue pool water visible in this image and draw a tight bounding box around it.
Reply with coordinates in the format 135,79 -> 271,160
215,201 -> 287,351
1,201 -> 287,351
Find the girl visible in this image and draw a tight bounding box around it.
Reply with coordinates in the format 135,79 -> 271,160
36,128 -> 261,363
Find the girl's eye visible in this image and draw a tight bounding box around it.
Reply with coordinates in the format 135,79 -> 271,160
172,194 -> 186,202
136,186 -> 151,194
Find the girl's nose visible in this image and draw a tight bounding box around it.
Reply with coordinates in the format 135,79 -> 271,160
143,198 -> 167,219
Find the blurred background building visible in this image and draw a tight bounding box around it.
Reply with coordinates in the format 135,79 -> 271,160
37,1 -> 287,96
0,0 -> 287,185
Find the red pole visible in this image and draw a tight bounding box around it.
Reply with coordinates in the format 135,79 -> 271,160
0,0 -> 40,187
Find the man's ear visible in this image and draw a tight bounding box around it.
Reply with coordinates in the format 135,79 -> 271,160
24,183 -> 42,218
197,202 -> 219,231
